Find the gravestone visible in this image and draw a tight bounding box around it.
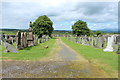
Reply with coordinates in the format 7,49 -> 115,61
27,27 -> 34,46
1,33 -> 5,41
33,35 -> 38,45
88,37 -> 91,46
21,32 -> 24,48
82,37 -> 85,45
116,35 -> 120,54
91,36 -> 94,47
24,32 -> 28,48
101,36 -> 106,48
96,37 -> 99,48
5,35 -> 7,40
104,35 -> 114,52
46,35 -> 49,41
86,37 -> 90,46
4,41 -> 18,53
82,35 -> 87,45
7,36 -> 13,45
80,37 -> 82,44
93,37 -> 96,47
16,31 -> 21,50
99,37 -> 103,49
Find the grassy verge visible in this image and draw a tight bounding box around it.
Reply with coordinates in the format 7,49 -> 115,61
61,37 -> 118,72
1,38 -> 56,60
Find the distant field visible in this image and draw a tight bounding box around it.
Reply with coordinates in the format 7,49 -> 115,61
61,37 -> 118,73
0,31 -> 17,35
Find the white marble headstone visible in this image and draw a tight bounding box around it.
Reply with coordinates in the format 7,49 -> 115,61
104,35 -> 114,52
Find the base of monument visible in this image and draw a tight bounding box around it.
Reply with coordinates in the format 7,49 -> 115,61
103,47 -> 114,52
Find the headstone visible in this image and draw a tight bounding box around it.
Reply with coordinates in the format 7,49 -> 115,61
7,36 -> 13,45
16,31 -> 21,50
88,37 -> 91,46
46,35 -> 49,41
96,37 -> 99,48
99,37 -> 103,49
86,37 -> 90,46
4,41 -> 18,53
24,32 -> 28,48
33,35 -> 38,45
27,27 -> 34,46
93,37 -> 96,47
5,35 -> 7,40
1,33 -> 5,41
82,36 -> 86,45
104,35 -> 114,52
21,32 -> 24,48
101,36 -> 106,48
91,36 -> 94,47
116,35 -> 120,54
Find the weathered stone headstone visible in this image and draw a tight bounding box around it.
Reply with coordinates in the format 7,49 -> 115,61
27,27 -> 34,47
7,36 -> 13,45
5,35 -> 7,40
16,31 -> 21,50
82,36 -> 87,45
88,36 -> 91,46
46,35 -> 49,41
101,36 -> 106,48
24,32 -> 28,48
96,37 -> 99,48
93,37 -> 96,47
21,32 -> 24,48
33,35 -> 38,45
116,35 -> 120,54
104,35 -> 114,52
99,37 -> 103,49
91,36 -> 94,47
4,41 -> 18,53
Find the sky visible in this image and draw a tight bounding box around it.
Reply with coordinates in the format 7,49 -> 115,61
0,0 -> 118,30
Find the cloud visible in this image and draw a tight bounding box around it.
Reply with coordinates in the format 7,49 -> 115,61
1,0 -> 118,30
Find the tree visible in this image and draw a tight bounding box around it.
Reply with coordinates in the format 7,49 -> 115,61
95,30 -> 102,36
72,20 -> 91,36
32,15 -> 54,38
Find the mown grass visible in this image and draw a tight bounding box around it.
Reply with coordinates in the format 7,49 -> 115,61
1,38 -> 56,60
61,37 -> 118,72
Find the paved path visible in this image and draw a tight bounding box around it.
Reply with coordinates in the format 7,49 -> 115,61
2,38 -> 112,78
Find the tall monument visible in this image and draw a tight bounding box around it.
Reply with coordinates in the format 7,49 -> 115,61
27,21 -> 34,46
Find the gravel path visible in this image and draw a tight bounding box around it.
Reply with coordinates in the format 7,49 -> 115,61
2,38 -> 111,78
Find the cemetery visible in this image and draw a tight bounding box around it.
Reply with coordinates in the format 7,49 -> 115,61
0,25 -> 119,78
0,1 -> 119,79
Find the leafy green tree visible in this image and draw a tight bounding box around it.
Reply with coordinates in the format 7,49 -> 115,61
95,30 -> 102,36
32,15 -> 54,38
72,20 -> 91,36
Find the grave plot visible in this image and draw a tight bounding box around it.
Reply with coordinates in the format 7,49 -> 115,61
66,34 -> 119,53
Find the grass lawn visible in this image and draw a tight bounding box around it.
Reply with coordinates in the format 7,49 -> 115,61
1,38 -> 56,60
61,37 -> 118,73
